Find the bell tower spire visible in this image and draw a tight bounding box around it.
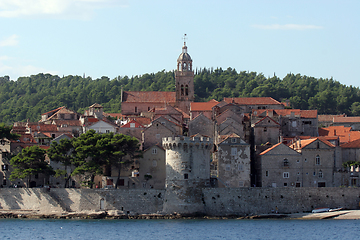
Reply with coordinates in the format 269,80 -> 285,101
175,34 -> 194,115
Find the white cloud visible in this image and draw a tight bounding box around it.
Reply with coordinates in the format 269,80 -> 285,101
0,35 -> 19,47
0,0 -> 128,19
252,24 -> 323,30
0,61 -> 59,80
0,55 -> 11,61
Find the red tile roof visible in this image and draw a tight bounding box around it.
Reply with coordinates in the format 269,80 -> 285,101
318,114 -> 346,122
318,126 -> 360,143
41,106 -> 65,116
253,109 -> 317,119
341,138 -> 360,148
333,116 -> 360,123
259,142 -> 283,155
27,123 -> 58,132
224,97 -> 281,105
103,113 -> 124,119
122,91 -> 176,103
289,137 -> 335,149
191,100 -> 219,111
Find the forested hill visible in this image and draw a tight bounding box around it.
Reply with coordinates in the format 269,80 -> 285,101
1,67 -> 360,124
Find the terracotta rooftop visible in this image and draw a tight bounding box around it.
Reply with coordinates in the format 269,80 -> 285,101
41,106 -> 65,116
318,126 -> 360,143
224,97 -> 281,105
175,107 -> 190,119
27,123 -> 58,132
122,91 -> 176,103
333,116 -> 360,123
341,138 -> 360,148
103,113 -> 124,119
289,137 -> 335,149
129,117 -> 152,126
259,142 -> 283,155
191,100 -> 219,111
52,120 -> 82,127
318,114 -> 346,122
253,109 -> 317,119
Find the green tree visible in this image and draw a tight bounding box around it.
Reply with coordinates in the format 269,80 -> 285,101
0,123 -> 19,140
47,138 -> 77,188
10,146 -> 54,187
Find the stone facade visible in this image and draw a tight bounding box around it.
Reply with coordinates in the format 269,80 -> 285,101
216,134 -> 251,188
162,136 -> 213,214
139,145 -> 166,190
188,113 -> 214,138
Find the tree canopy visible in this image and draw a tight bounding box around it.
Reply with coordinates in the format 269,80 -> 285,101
1,69 -> 360,124
0,123 -> 19,140
47,130 -> 141,188
10,145 -> 54,187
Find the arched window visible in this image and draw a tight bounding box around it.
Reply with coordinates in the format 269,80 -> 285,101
181,85 -> 184,96
315,155 -> 320,165
185,85 -> 188,96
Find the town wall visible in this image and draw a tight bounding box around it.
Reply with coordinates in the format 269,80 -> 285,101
1,187 -> 360,216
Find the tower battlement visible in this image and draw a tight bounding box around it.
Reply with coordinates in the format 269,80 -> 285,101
162,136 -> 212,149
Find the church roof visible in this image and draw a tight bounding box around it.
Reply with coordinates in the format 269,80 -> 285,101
122,91 -> 176,103
224,97 -> 281,105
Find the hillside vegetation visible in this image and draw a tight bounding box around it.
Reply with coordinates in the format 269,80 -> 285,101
1,67 -> 360,124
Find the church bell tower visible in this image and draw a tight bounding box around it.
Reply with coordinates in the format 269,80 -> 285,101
175,34 -> 194,114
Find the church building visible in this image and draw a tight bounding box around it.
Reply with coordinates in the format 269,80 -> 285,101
120,39 -> 194,117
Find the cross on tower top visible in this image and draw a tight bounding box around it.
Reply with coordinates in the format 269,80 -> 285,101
183,34 -> 187,46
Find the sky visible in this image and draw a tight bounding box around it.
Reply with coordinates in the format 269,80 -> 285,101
0,0 -> 359,87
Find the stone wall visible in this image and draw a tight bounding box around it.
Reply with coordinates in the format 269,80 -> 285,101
1,187 -> 360,216
202,187 -> 360,216
0,188 -> 164,215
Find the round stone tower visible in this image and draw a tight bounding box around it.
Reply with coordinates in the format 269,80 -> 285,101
162,136 -> 213,215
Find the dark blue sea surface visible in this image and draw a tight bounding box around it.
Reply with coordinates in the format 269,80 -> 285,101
0,218 -> 358,240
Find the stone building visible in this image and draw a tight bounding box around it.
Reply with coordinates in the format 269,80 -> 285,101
260,138 -> 337,188
252,116 -> 280,146
188,113 -> 214,139
216,133 -> 251,188
162,136 -> 213,214
138,144 -> 166,189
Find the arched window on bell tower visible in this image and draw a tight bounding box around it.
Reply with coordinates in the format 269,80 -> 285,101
181,85 -> 184,96
185,85 -> 189,96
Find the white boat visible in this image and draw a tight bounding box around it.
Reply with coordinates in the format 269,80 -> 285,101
312,208 -> 330,213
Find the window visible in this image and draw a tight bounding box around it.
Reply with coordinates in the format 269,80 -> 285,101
3,179 -> 6,186
283,159 -> 289,167
152,148 -> 157,154
318,170 -> 323,178
297,159 -> 300,163
292,121 -> 297,127
106,130 -> 110,133
152,160 -> 157,167
2,165 -> 8,171
316,142 -> 320,149
130,123 -> 135,128
231,148 -> 237,156
283,172 -> 289,178
231,138 -> 236,143
265,171 -> 269,177
315,155 -> 320,165
263,127 -> 267,132
225,164 -> 231,171
284,182 -> 288,187
184,173 -> 188,179
134,107 -> 137,113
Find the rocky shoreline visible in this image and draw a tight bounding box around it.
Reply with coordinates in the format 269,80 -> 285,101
1,209 -> 360,220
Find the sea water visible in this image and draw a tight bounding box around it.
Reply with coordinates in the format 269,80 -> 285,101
0,218 -> 358,240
